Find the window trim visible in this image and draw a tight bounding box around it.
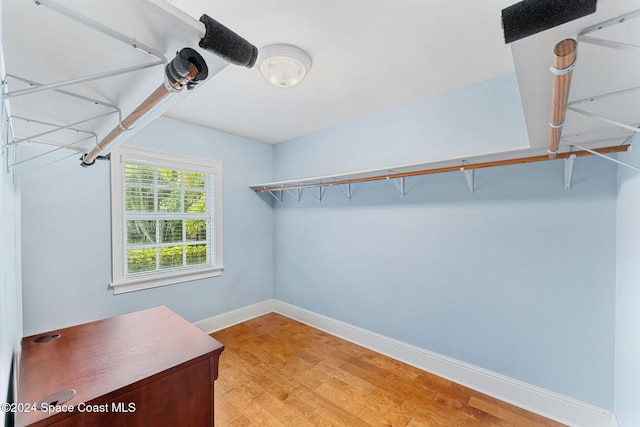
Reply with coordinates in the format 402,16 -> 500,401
110,146 -> 223,294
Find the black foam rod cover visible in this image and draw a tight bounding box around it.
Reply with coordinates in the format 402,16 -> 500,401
199,14 -> 258,68
502,0 -> 597,43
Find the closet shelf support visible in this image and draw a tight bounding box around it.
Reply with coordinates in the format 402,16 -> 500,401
267,190 -> 282,203
566,106 -> 640,134
461,167 -> 474,194
34,0 -> 167,61
565,143 -> 640,173
9,135 -> 92,169
10,111 -> 117,145
337,183 -> 352,201
5,74 -> 123,114
310,186 -> 324,202
577,9 -> 640,53
393,177 -> 406,198
564,154 -> 576,190
2,61 -> 165,100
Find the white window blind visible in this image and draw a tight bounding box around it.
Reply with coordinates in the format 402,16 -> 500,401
111,146 -> 223,294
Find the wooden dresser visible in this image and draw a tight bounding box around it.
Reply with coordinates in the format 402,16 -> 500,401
16,306 -> 224,426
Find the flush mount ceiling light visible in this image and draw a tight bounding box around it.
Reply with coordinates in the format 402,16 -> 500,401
258,44 -> 312,88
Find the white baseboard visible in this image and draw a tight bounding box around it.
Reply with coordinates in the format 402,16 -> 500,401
193,299 -> 277,333
271,301 -> 614,427
195,299 -> 615,427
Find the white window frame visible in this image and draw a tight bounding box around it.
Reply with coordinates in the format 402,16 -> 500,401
110,146 -> 223,294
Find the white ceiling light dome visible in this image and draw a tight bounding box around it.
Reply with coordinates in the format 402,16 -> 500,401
258,44 -> 312,88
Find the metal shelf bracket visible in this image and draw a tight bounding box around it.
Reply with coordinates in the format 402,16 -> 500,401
267,190 -> 282,203
460,166 -> 474,194
577,9 -> 640,54
564,154 -> 576,190
310,186 -> 324,202
337,183 -> 352,201
566,142 -> 640,173
392,177 -> 406,198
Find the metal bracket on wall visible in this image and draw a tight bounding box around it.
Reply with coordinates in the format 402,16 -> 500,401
577,9 -> 640,54
310,186 -> 324,202
267,190 -> 283,203
564,153 -> 576,190
460,166 -> 474,194
566,86 -> 640,135
337,183 -> 353,201
392,177 -> 406,198
8,113 -> 114,147
566,142 -> 640,173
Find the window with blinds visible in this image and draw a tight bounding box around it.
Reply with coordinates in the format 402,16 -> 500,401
110,146 -> 223,294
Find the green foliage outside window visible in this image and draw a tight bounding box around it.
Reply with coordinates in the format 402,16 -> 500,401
124,164 -> 211,275
127,245 -> 208,273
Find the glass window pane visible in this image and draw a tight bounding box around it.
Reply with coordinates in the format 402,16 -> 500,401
186,220 -> 206,241
127,220 -> 156,244
185,191 -> 205,213
118,153 -> 219,284
157,168 -> 181,188
125,164 -> 154,186
125,185 -> 155,213
160,246 -> 183,269
158,189 -> 181,212
186,244 -> 207,265
184,171 -> 205,189
160,220 -> 183,243
127,248 -> 156,273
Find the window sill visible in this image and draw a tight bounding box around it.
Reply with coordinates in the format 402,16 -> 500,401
111,266 -> 224,294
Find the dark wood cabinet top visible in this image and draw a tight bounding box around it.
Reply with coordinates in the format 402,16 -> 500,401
17,306 -> 224,426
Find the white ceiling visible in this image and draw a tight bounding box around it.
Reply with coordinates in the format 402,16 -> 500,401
2,0 -> 639,161
163,0 -> 516,143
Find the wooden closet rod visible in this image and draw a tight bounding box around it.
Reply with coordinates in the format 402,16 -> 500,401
253,145 -> 629,193
548,39 -> 577,159
81,48 -> 208,166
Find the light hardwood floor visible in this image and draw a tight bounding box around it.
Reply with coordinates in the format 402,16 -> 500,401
210,313 -> 566,426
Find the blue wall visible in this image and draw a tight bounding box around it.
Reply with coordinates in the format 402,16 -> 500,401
614,133 -> 640,426
20,118 -> 274,335
274,73 -> 528,180
15,71 -> 630,416
273,74 -> 617,408
1,29 -> 21,426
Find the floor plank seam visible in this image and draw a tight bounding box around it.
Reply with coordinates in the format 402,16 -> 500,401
210,314 -> 566,426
